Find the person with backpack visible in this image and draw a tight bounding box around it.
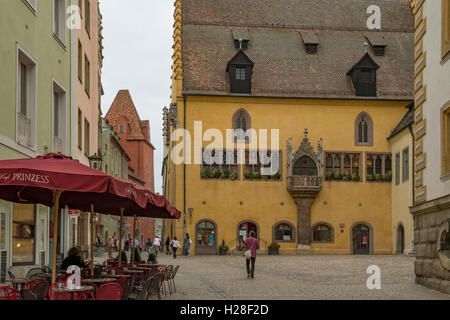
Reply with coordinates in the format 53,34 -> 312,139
244,231 -> 260,279
171,237 -> 181,259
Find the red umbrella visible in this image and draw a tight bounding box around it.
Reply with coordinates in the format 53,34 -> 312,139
0,153 -> 181,282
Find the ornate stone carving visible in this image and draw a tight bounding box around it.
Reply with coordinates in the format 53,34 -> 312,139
286,129 -> 323,178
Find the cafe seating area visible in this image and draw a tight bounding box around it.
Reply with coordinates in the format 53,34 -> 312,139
0,261 -> 180,301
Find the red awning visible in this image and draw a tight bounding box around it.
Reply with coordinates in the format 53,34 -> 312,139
0,153 -> 180,219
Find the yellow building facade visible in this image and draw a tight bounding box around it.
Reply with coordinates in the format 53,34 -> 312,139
163,0 -> 416,255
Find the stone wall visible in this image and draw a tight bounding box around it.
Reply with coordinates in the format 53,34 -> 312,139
414,206 -> 450,294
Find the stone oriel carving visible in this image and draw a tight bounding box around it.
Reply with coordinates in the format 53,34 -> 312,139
286,129 -> 323,178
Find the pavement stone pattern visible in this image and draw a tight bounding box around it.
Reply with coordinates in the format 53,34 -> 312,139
152,254 -> 450,300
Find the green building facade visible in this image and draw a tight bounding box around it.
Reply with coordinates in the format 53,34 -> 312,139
0,0 -> 75,281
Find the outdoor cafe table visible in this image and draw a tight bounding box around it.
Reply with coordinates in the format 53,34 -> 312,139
82,278 -> 115,285
120,270 -> 144,274
53,285 -> 95,300
103,274 -> 132,279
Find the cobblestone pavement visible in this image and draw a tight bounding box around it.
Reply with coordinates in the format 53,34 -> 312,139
150,254 -> 450,300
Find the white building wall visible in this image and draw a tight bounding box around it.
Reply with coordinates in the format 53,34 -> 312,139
422,0 -> 450,200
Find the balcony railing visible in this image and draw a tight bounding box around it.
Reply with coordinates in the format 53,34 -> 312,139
287,176 -> 323,188
17,112 -> 32,147
53,136 -> 63,153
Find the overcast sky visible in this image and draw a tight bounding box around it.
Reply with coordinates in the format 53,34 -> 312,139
99,0 -> 174,193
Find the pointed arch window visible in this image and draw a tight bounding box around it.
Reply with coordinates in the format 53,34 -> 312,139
232,108 -> 251,143
355,112 -> 373,146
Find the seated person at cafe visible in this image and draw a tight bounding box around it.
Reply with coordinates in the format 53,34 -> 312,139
60,247 -> 89,270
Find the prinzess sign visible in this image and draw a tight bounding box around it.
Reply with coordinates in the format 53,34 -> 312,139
0,173 -> 50,184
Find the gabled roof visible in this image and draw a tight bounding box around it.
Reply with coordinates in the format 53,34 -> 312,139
388,103 -> 414,140
226,50 -> 254,71
347,52 -> 380,75
106,90 -> 146,140
181,0 -> 414,100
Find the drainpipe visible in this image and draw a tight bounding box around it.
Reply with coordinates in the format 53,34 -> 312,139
183,94 -> 187,241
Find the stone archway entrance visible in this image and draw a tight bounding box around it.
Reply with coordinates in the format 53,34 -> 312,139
396,224 -> 405,254
352,224 -> 371,255
237,220 -> 258,243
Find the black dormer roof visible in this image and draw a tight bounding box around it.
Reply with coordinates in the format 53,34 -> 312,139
226,49 -> 254,70
226,50 -> 254,94
347,53 -> 380,97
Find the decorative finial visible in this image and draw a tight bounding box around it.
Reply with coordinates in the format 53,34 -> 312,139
239,38 -> 243,49
364,42 -> 369,54
304,128 -> 308,138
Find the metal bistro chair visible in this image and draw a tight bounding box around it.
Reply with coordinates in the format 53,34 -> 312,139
128,276 -> 153,301
7,271 -> 19,291
162,265 -> 173,297
26,267 -> 51,280
95,283 -> 122,300
47,283 -> 72,301
168,265 -> 180,294
114,276 -> 132,300
0,287 -> 19,300
148,272 -> 163,300
23,278 -> 49,300
20,289 -> 38,300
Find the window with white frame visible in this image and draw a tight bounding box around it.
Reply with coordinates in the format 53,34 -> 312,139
17,48 -> 37,149
52,81 -> 67,153
53,0 -> 67,44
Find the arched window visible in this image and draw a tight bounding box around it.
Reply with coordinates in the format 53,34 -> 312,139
273,222 -> 295,243
312,223 -> 334,243
232,109 -> 251,143
196,220 -> 216,247
355,112 -> 373,146
293,156 -> 318,176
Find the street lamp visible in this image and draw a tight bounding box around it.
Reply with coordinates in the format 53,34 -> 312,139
88,153 -> 103,171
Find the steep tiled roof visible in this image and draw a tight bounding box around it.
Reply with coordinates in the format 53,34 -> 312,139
106,90 -> 145,139
181,0 -> 415,99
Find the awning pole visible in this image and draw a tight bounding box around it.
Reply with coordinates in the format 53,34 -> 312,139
118,208 -> 124,267
90,204 -> 95,277
131,214 -> 137,264
51,190 -> 63,284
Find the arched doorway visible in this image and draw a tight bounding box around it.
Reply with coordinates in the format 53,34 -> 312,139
396,224 -> 405,254
195,220 -> 217,255
351,223 -> 372,255
237,220 -> 259,244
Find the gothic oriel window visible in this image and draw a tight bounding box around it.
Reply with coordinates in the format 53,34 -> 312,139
355,112 -> 373,146
232,109 -> 251,143
293,156 -> 318,176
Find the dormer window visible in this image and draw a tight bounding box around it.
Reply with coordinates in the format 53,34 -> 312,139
236,67 -> 246,80
346,53 -> 379,97
300,31 -> 320,55
226,50 -> 254,94
365,34 -> 387,57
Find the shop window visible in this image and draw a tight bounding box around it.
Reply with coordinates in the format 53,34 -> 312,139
197,221 -> 216,247
325,152 -> 361,181
366,153 -> 392,182
12,204 -> 35,265
312,223 -> 333,243
273,222 -> 294,243
0,211 -> 6,250
244,150 -> 282,180
201,149 -> 239,180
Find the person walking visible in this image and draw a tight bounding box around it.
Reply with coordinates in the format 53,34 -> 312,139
244,231 -> 260,279
107,237 -> 114,258
171,237 -> 181,258
165,237 -> 171,255
153,236 -> 161,256
184,233 -> 192,256
146,238 -> 152,253
124,238 -> 129,252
